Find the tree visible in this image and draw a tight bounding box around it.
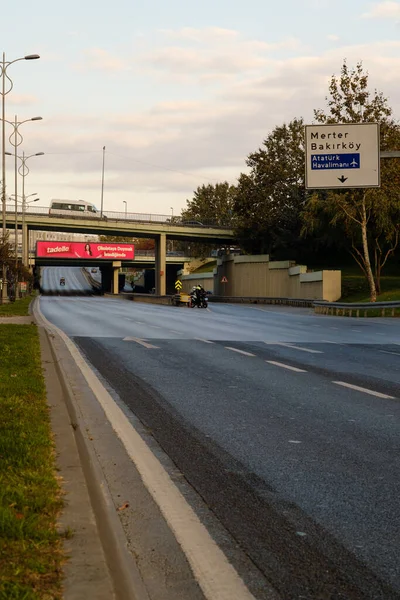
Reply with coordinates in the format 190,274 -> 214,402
0,233 -> 33,300
181,182 -> 236,227
233,118 -> 306,256
303,61 -> 400,301
178,182 -> 236,257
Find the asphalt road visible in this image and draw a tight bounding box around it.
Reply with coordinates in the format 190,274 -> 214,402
39,282 -> 400,599
41,265 -> 95,294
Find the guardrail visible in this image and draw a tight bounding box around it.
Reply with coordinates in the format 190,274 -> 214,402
313,300 -> 400,317
209,296 -> 314,307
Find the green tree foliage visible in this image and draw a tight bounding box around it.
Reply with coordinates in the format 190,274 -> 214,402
0,233 -> 33,300
303,61 -> 400,300
233,118 -> 306,256
178,182 -> 236,257
181,182 -> 236,226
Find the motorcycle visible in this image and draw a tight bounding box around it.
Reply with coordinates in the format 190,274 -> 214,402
189,291 -> 208,308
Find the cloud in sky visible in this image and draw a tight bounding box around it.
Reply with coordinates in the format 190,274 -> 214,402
362,1 -> 400,18
3,16 -> 400,215
75,48 -> 131,72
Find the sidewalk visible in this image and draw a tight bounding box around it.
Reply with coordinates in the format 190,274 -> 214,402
1,312 -> 143,599
0,315 -> 35,324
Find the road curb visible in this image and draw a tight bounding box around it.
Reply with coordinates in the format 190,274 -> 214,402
36,305 -> 150,600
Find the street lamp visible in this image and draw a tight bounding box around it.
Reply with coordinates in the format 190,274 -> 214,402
7,151 -> 44,266
4,116 -> 42,264
123,200 -> 127,218
170,207 -> 174,218
1,52 -> 40,303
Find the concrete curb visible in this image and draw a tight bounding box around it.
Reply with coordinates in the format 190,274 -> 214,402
35,302 -> 150,600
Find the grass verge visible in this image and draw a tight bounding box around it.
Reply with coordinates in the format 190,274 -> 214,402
341,276 -> 400,303
0,295 -> 34,317
0,324 -> 65,599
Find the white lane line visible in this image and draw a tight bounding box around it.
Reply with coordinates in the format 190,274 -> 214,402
379,350 -> 400,357
35,303 -> 256,600
321,340 -> 340,344
266,361 -> 307,373
195,338 -> 214,344
225,347 -> 256,357
123,337 -> 159,349
169,330 -> 181,334
333,381 -> 395,400
351,329 -> 362,332
268,342 -> 323,354
330,327 -> 339,330
148,325 -> 162,329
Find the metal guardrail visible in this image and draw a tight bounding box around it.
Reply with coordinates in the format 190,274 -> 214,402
313,300 -> 400,317
208,296 -> 314,307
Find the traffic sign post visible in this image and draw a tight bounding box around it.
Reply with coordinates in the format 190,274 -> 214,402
174,279 -> 182,291
305,123 -> 380,190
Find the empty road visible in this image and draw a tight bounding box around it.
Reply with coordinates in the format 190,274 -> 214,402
38,287 -> 400,599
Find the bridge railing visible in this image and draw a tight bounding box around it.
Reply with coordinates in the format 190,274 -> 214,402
4,203 -> 232,229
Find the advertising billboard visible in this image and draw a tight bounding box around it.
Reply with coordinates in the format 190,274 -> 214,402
36,241 -> 135,260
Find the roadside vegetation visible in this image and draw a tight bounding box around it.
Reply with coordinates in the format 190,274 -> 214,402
178,61 -> 400,302
0,324 -> 65,599
0,294 -> 34,317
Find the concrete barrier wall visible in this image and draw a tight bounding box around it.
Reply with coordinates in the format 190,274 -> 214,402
180,272 -> 214,294
211,255 -> 341,301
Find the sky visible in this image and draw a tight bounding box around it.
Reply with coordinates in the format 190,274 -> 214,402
1,0 -> 399,217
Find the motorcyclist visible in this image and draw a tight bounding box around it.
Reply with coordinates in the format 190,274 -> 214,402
195,284 -> 206,306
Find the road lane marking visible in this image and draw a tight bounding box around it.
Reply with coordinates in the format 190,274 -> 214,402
321,340 -> 340,344
123,337 -> 159,349
266,361 -> 307,373
34,302 -> 256,600
195,338 -> 214,344
225,347 -> 256,357
268,342 -> 323,354
333,381 -> 395,399
148,325 -> 162,329
169,330 -> 181,334
379,350 -> 400,356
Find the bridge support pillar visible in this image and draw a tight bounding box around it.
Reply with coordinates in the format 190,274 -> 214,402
112,261 -> 121,294
155,233 -> 166,296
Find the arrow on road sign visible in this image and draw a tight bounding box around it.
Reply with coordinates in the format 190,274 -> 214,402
338,176 -> 348,183
175,280 -> 182,290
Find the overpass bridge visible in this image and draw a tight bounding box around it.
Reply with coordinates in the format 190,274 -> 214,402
4,204 -> 235,294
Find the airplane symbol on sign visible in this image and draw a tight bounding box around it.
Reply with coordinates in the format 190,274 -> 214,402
350,159 -> 358,167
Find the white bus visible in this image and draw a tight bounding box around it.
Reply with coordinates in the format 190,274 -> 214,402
49,199 -> 102,218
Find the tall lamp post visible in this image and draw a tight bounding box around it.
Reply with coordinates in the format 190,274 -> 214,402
100,145 -> 105,217
10,193 -> 39,259
1,52 -> 40,303
123,200 -> 127,218
7,151 -> 44,267
5,116 -> 42,265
